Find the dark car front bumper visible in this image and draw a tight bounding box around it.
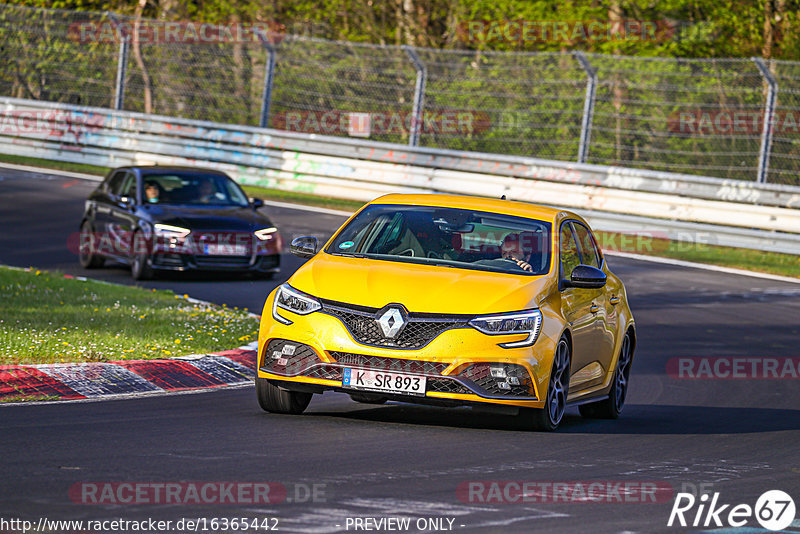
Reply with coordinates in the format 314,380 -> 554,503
149,252 -> 280,273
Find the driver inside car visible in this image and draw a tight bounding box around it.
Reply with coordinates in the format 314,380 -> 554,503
500,232 -> 534,272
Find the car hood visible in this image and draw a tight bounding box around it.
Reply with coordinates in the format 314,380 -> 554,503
289,253 -> 553,315
142,204 -> 272,231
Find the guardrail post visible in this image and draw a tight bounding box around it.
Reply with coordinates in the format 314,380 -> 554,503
256,30 -> 277,129
574,51 -> 597,164
752,57 -> 777,184
108,13 -> 129,110
403,46 -> 427,147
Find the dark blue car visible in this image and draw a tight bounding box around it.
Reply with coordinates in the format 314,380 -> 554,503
79,166 -> 282,280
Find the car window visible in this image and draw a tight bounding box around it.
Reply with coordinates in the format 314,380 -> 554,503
105,171 -> 127,196
139,172 -> 249,207
327,204 -> 552,276
572,222 -> 601,268
560,223 -> 581,280
119,173 -> 137,200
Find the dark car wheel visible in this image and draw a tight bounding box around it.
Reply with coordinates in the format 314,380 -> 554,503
256,377 -> 313,414
525,336 -> 571,431
580,331 -> 634,420
130,231 -> 153,281
79,221 -> 104,268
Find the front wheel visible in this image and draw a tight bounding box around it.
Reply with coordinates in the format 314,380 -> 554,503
256,377 -> 313,414
79,221 -> 104,268
130,231 -> 153,281
579,331 -> 633,419
525,336 -> 571,431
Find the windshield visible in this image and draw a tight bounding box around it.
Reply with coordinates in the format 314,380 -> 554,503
141,171 -> 249,207
326,204 -> 552,275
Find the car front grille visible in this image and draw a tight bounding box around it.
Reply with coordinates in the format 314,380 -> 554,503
458,363 -> 535,398
320,300 -> 470,349
304,365 -> 343,381
261,339 -> 320,376
329,352 -> 449,375
427,378 -> 473,395
194,255 -> 253,268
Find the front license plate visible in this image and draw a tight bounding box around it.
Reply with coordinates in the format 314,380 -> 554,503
342,368 -> 426,396
203,243 -> 249,256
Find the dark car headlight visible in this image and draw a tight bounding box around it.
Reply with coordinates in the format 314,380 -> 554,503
154,223 -> 191,239
469,309 -> 543,348
272,284 -> 321,325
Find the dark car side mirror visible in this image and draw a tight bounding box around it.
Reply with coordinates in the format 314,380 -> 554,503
290,236 -> 318,259
250,198 -> 264,209
563,264 -> 607,289
119,196 -> 134,208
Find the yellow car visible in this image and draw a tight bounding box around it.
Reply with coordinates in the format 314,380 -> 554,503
256,194 -> 635,430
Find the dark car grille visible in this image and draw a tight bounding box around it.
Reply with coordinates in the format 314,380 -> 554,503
194,255 -> 252,268
320,300 -> 470,349
329,352 -> 449,375
459,363 -> 535,398
261,339 -> 320,376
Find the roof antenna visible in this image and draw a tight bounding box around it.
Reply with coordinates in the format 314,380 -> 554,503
500,194 -> 507,200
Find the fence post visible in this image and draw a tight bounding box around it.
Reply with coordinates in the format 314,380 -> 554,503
256,30 -> 278,129
403,45 -> 427,147
108,13 -> 129,110
752,57 -> 777,184
574,51 -> 597,164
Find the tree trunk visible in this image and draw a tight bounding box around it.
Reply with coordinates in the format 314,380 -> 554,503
132,0 -> 154,114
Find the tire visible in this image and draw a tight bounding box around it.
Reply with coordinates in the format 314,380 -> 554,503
579,331 -> 634,420
78,221 -> 104,268
130,231 -> 153,281
256,377 -> 313,414
525,336 -> 571,431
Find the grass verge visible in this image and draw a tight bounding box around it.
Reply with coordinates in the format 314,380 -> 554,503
0,266 -> 259,365
0,153 -> 109,176
1,154 -> 797,278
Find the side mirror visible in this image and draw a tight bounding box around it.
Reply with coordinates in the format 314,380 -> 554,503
290,236 -> 317,259
564,264 -> 606,289
119,196 -> 134,208
251,198 -> 264,209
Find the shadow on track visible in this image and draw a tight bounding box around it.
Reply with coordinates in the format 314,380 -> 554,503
300,402 -> 800,435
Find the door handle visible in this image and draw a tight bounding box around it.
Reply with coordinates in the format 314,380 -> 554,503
610,296 -> 621,305
589,304 -> 600,313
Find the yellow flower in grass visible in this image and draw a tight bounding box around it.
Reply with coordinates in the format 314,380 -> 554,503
174,339 -> 181,344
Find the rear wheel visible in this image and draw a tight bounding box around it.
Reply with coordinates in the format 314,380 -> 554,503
579,331 -> 633,419
130,231 -> 153,281
79,221 -> 104,268
526,337 -> 571,431
256,377 -> 313,414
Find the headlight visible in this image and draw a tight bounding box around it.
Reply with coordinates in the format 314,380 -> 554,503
254,227 -> 278,241
469,309 -> 543,348
272,283 -> 321,325
154,223 -> 191,239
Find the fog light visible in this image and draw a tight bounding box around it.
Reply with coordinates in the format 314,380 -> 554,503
490,366 -> 507,378
497,382 -> 511,390
507,376 -> 520,385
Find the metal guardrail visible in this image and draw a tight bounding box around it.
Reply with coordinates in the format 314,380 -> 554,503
1,96 -> 799,254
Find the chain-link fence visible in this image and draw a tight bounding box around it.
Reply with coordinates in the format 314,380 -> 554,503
1,3 -> 799,186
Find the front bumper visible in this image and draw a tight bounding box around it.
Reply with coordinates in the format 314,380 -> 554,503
149,253 -> 280,273
257,295 -> 555,409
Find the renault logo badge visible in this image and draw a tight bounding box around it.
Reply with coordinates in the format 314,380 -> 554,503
376,306 -> 407,339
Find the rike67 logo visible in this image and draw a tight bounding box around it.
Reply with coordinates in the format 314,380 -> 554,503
668,490 -> 796,531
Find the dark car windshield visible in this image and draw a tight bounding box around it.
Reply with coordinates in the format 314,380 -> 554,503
141,171 -> 249,207
326,204 -> 552,275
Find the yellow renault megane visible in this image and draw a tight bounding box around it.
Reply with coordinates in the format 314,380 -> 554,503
256,194 -> 635,430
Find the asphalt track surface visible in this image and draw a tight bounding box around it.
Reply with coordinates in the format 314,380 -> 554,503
1,167 -> 799,533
